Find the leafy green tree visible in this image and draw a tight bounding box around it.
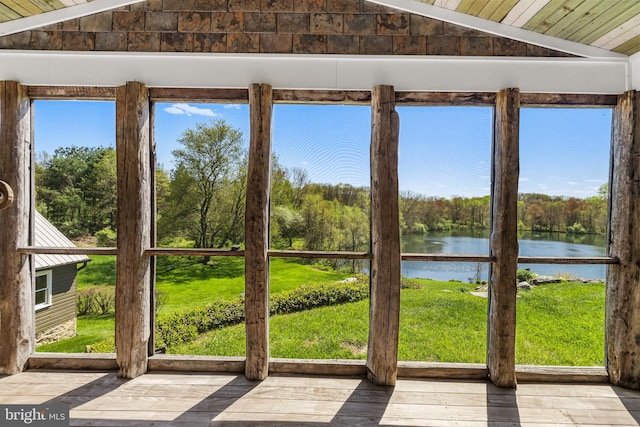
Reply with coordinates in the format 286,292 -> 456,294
162,120 -> 245,253
37,146 -> 116,238
272,205 -> 303,248
300,193 -> 336,251
337,205 -> 369,252
271,155 -> 295,207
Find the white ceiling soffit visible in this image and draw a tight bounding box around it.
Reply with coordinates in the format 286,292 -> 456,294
0,52 -> 630,93
0,0 -> 146,37
367,0 -> 628,59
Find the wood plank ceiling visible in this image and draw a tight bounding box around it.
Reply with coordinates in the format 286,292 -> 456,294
421,0 -> 640,55
0,0 -> 90,22
0,0 -> 638,56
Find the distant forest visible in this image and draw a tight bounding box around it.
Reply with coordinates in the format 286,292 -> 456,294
35,122 -> 608,253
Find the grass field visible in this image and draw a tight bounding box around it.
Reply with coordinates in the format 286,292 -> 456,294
37,256 -> 606,366
169,279 -> 605,366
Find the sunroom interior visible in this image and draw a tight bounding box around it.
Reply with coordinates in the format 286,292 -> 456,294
1,0 -> 640,425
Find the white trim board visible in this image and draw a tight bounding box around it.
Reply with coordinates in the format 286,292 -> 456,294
366,0 -> 627,59
631,52 -> 640,91
0,0 -> 146,37
0,51 -> 630,94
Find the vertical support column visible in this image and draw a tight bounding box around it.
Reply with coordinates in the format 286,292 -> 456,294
0,81 -> 33,374
115,81 -> 151,379
607,90 -> 640,389
148,103 -> 157,357
367,85 -> 401,386
245,83 -> 272,381
487,87 -> 520,388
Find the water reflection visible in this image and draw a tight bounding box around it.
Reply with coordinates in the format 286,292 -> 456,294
402,230 -> 607,281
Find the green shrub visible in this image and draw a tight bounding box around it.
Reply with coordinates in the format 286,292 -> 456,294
270,275 -> 368,315
156,313 -> 200,348
95,227 -> 117,247
401,277 -> 424,289
77,286 -> 115,315
516,269 -> 536,283
85,338 -> 115,353
77,288 -> 95,315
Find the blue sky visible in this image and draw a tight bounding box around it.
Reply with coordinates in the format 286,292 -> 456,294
33,100 -> 612,199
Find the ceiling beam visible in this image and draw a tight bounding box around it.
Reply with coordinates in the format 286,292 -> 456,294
0,0 -> 145,37
366,0 -> 627,59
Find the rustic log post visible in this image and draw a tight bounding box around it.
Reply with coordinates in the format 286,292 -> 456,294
367,85 -> 401,386
607,90 -> 640,389
487,88 -> 520,388
148,103 -> 157,357
245,83 -> 273,381
115,81 -> 152,379
0,81 -> 33,375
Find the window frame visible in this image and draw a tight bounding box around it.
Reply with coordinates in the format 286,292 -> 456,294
34,269 -> 52,311
17,85 -> 621,383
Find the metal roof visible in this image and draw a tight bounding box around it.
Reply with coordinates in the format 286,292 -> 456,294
34,210 -> 90,270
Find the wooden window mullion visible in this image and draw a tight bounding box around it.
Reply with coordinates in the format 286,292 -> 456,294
245,83 -> 273,381
487,88 -> 520,388
115,81 -> 152,379
0,80 -> 33,375
606,90 -> 640,389
367,84 -> 401,386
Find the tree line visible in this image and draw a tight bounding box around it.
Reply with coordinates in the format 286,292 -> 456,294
36,120 -> 608,254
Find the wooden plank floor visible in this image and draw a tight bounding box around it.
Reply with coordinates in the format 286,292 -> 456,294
1,370 -> 640,426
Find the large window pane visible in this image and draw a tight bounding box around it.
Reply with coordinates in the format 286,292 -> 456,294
270,104 -> 371,253
397,106 -> 492,364
398,106 -> 493,283
269,258 -> 369,359
155,255 -> 246,356
33,100 -> 116,351
35,255 -> 116,353
269,104 -> 371,359
516,107 -> 611,366
154,102 -> 249,250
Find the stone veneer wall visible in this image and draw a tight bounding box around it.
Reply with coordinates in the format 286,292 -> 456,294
36,318 -> 76,345
0,0 -> 571,57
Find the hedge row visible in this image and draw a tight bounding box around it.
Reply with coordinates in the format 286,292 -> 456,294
155,274 -> 369,349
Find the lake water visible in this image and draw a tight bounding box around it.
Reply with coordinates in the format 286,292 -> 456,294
401,230 -> 608,282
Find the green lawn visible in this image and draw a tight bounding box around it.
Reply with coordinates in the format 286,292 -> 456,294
156,256 -> 350,314
38,256 -> 351,352
36,315 -> 114,353
516,281 -> 605,365
170,280 -> 605,366
37,255 -> 606,366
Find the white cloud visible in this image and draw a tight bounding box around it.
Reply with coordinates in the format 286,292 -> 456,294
224,104 -> 242,110
567,181 -> 578,186
163,103 -> 219,117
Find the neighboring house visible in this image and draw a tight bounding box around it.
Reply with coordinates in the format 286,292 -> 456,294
34,211 -> 90,344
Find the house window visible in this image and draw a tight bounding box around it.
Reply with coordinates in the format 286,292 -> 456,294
397,105 -> 493,364
35,270 -> 52,311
